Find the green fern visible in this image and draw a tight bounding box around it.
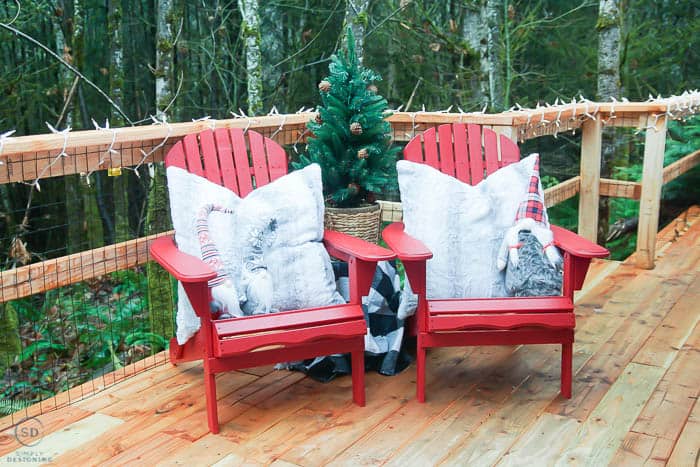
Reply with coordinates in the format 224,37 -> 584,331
0,398 -> 31,416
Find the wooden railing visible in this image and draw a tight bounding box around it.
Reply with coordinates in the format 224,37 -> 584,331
2,95 -> 700,303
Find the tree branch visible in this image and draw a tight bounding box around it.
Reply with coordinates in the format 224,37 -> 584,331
0,22 -> 134,125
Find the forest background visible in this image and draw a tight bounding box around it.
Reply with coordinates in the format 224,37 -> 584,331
0,0 -> 699,409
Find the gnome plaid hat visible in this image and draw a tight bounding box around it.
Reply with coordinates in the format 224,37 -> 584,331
497,154 -> 561,270
514,155 -> 549,226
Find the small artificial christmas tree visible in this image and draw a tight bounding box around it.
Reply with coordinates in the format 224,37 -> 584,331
294,28 -> 399,208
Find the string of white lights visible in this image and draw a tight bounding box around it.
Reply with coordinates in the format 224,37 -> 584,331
125,115 -> 173,178
84,119 -> 120,185
0,129 -> 16,166
27,123 -> 71,192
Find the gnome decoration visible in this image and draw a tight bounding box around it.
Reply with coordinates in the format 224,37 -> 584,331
196,204 -> 244,319
497,155 -> 563,297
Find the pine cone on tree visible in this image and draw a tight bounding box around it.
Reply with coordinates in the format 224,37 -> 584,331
350,122 -> 363,135
347,182 -> 360,195
367,84 -> 378,94
318,80 -> 331,93
357,148 -> 369,159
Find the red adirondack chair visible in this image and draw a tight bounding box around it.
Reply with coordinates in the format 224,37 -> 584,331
382,123 -> 609,402
150,128 -> 395,433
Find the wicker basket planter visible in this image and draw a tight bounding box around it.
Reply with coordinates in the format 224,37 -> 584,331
324,203 -> 382,244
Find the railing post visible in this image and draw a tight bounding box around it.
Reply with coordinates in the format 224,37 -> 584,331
578,118 -> 603,243
636,114 -> 668,269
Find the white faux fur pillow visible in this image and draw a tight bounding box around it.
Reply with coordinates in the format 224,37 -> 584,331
233,164 -> 345,311
167,163 -> 344,344
167,166 -> 240,344
397,154 -> 543,299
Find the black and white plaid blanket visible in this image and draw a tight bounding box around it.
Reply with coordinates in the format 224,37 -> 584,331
282,260 -> 413,382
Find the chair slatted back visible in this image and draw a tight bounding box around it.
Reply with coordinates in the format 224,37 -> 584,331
404,123 -> 521,185
165,128 -> 288,196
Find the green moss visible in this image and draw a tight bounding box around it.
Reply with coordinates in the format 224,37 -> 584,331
0,303 -> 22,374
157,38 -> 174,53
596,13 -> 619,31
353,12 -> 369,27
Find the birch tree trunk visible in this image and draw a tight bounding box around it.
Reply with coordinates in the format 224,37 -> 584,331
54,3 -> 83,254
485,0 -> 505,111
462,1 -> 488,109
463,0 -> 504,111
108,0 -> 129,243
597,0 -> 621,243
238,0 -> 263,115
155,0 -> 175,116
345,0 -> 369,65
147,0 -> 178,339
597,0 -> 621,103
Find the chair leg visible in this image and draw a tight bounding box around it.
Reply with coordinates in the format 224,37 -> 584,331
416,334 -> 426,403
351,349 -> 365,407
204,363 -> 220,434
561,342 -> 573,399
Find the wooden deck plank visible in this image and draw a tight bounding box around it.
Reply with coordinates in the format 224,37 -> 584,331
75,359 -> 199,413
163,371 -> 306,442
666,398 -> 700,467
435,306 -> 618,467
326,348 -> 499,466
0,406 -> 94,457
385,258 -> 639,467
280,346 -> 498,466
101,432 -> 184,466
218,376 -> 332,445
574,259 -> 622,302
384,346 -> 562,466
553,362 -> 665,466
496,413 -> 581,467
156,433 -> 241,466
630,321 -> 700,442
437,349 -> 568,467
3,413 -> 123,466
609,431 -> 675,466
49,370 -> 257,465
546,254 -> 698,421
633,275 -> 700,368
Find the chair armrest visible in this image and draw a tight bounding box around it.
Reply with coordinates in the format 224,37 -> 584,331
382,222 -> 433,262
323,229 -> 395,263
150,236 -> 217,283
551,225 -> 610,259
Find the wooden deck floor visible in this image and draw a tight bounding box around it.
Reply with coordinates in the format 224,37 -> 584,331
2,207 -> 699,466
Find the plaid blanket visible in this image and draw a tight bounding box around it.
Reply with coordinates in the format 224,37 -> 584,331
281,260 -> 413,382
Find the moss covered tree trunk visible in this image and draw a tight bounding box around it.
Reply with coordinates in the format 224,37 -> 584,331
462,1 -> 489,109
485,0 -> 505,111
462,0 -> 505,111
597,0 -> 622,243
238,0 -> 263,116
145,166 -> 173,338
0,184 -> 21,371
108,0 -> 129,244
146,0 -> 178,339
0,303 -> 21,375
344,0 -> 369,65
